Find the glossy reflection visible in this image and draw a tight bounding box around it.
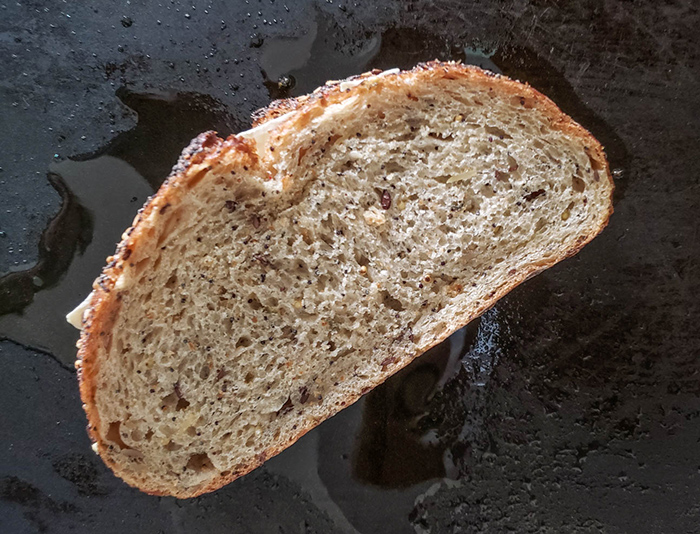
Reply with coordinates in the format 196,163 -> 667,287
0,18 -> 631,534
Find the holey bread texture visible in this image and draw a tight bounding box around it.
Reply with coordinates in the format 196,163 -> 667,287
71,62 -> 613,497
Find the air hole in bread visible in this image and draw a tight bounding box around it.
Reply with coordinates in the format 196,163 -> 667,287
157,210 -> 185,248
319,233 -> 334,247
185,453 -> 214,473
326,133 -> 342,146
106,421 -> 130,450
380,291 -> 404,312
383,160 -> 406,174
588,154 -> 604,171
161,392 -> 178,410
246,297 -> 262,311
561,201 -> 576,221
428,131 -> 455,141
480,184 -> 495,198
394,130 -> 417,142
355,252 -> 370,268
132,257 -> 151,277
405,116 -> 428,129
165,273 -> 178,289
199,366 -> 210,380
294,261 -> 309,275
484,125 -> 512,139
166,440 -> 182,452
572,176 -> 586,193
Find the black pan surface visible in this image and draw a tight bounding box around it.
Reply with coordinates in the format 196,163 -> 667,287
1,1 -> 699,532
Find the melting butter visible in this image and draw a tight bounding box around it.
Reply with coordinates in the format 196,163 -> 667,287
338,67 -> 400,92
238,111 -> 293,157
66,293 -> 93,330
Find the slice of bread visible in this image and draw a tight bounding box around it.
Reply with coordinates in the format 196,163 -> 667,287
72,62 -> 613,498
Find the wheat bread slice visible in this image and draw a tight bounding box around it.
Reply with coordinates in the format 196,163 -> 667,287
71,62 -> 613,498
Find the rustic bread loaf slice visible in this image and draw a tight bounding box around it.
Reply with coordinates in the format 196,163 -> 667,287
72,62 -> 613,498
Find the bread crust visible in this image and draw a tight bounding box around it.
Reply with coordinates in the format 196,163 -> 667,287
76,61 -> 613,498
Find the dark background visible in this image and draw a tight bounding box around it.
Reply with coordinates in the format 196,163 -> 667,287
1,1 -> 699,532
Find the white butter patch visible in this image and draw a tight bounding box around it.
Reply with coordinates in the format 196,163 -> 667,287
338,67 -> 399,92
319,95 -> 360,122
114,274 -> 127,291
240,68 -> 400,153
238,111 -> 293,156
66,293 -> 93,330
377,67 -> 400,77
338,78 -> 363,92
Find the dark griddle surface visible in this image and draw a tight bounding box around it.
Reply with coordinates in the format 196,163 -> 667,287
1,1 -> 699,533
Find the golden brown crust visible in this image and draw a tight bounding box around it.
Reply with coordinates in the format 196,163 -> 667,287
76,132 -> 260,497
77,61 -> 613,498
